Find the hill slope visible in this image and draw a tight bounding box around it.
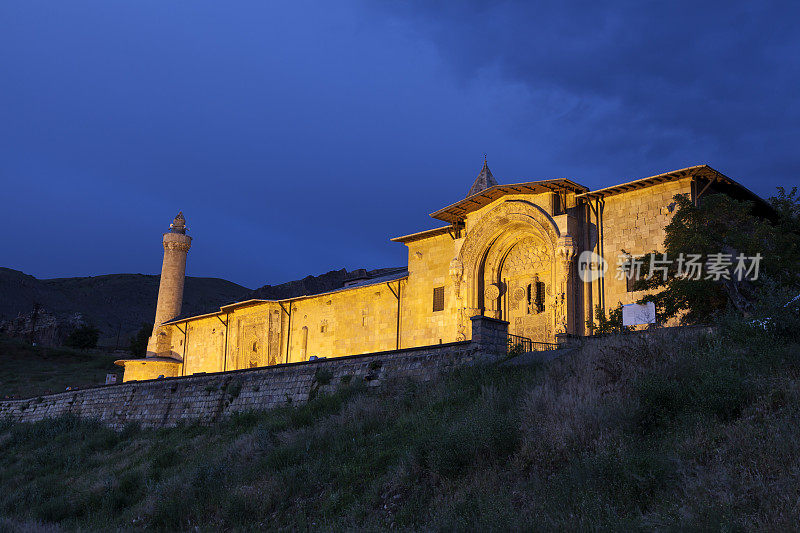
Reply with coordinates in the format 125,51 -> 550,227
0,338 -> 120,398
0,268 -> 251,346
0,319 -> 798,530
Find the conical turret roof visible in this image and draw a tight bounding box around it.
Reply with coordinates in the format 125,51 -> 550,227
169,211 -> 187,234
466,160 -> 498,197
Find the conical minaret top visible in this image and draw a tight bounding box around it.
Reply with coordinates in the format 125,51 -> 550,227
466,157 -> 498,197
169,211 -> 187,234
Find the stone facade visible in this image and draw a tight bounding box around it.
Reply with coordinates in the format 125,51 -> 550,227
598,178 -> 692,310
116,164 -> 765,382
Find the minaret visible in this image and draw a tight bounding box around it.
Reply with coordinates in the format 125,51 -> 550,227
147,212 -> 192,357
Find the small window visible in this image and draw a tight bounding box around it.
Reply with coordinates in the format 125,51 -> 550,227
626,274 -> 638,293
432,286 -> 445,312
621,256 -> 643,292
625,258 -> 641,292
535,281 -> 546,312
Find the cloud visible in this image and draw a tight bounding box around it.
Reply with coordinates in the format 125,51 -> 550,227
371,1 -> 800,191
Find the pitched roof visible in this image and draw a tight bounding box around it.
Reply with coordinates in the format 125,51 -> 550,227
467,161 -> 498,197
431,178 -> 589,224
575,165 -> 772,212
576,165 -> 713,199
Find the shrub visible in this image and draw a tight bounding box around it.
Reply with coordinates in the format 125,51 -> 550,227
313,368 -> 333,386
225,380 -> 242,399
507,342 -> 525,358
128,323 -> 152,356
589,303 -> 628,335
64,325 -> 100,350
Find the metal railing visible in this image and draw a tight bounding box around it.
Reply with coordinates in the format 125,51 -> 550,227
507,334 -> 531,353
507,334 -> 559,354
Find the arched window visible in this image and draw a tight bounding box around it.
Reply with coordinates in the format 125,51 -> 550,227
301,326 -> 309,360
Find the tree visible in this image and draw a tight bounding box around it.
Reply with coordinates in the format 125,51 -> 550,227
635,191 -> 800,324
770,186 -> 800,232
129,323 -> 152,357
64,325 -> 100,350
588,303 -> 628,335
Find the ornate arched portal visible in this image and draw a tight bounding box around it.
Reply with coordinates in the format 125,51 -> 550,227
450,200 -> 577,342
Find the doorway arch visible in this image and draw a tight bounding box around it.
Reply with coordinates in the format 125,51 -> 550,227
454,199 -> 562,342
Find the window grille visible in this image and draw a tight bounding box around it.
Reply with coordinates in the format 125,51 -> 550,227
433,286 -> 445,312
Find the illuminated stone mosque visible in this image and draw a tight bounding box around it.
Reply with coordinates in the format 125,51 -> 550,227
116,163 -> 765,381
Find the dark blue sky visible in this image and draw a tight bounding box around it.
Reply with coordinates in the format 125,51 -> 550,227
2,1 -> 798,289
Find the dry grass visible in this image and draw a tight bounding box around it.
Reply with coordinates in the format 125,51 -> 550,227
0,320 -> 798,530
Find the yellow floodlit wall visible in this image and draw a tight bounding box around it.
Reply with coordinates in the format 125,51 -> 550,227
599,178 -> 692,312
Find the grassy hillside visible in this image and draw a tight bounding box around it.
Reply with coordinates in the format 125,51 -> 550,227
0,338 -> 120,399
0,319 -> 798,530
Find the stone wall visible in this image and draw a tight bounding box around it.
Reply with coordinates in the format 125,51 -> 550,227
288,280 -> 402,360
0,317 -> 507,429
470,315 -> 509,354
401,232 -> 460,346
157,277 -> 407,379
599,178 -> 692,313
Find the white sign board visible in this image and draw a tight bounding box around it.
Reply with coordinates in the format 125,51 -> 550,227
622,302 -> 656,326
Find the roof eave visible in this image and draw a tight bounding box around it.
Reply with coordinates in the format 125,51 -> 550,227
430,179 -> 589,223
390,226 -> 452,243
575,165 -> 772,212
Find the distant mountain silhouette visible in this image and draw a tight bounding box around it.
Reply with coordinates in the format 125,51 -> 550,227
167,267 -> 407,323
248,267 -> 406,300
0,266 -> 405,348
0,268 -> 251,347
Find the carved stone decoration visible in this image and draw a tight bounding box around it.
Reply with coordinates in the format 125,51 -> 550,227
268,310 -> 281,365
503,237 -> 550,274
554,292 -> 567,334
455,199 -> 561,341
512,286 -> 526,302
458,200 -> 559,308
483,283 -> 502,318
554,236 -> 578,335
557,236 -> 578,265
449,258 -> 464,296
163,240 -> 192,252
484,283 -> 501,302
